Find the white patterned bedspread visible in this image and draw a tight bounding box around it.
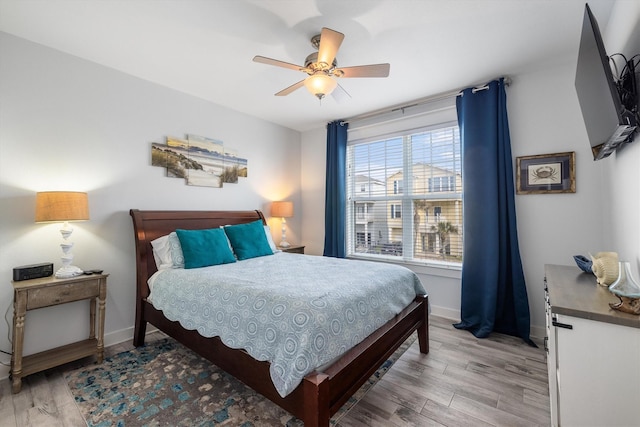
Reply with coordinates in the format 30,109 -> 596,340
148,252 -> 427,397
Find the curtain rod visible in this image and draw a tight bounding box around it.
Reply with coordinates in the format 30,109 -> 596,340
342,77 -> 511,124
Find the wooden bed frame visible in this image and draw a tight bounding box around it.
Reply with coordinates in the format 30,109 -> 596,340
130,209 -> 429,426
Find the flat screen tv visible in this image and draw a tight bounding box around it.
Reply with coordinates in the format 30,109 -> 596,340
575,3 -> 637,160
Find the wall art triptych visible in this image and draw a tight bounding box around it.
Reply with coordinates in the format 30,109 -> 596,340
151,134 -> 248,188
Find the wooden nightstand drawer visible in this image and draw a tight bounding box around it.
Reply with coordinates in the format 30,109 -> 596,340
27,281 -> 99,309
281,245 -> 305,254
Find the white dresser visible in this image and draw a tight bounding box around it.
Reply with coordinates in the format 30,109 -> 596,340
545,264 -> 640,427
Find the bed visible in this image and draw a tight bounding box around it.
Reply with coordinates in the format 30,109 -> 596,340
130,209 -> 429,426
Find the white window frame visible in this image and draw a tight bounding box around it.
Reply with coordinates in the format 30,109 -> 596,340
346,119 -> 462,270
345,97 -> 461,273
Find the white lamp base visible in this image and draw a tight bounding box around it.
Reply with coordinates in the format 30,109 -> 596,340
279,217 -> 290,248
56,222 -> 83,278
55,265 -> 84,279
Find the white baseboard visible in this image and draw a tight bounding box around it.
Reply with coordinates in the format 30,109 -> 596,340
429,304 -> 546,341
530,325 -> 546,341
430,304 -> 461,322
103,325 -> 136,348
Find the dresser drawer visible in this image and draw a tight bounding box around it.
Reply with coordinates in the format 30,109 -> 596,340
27,281 -> 100,309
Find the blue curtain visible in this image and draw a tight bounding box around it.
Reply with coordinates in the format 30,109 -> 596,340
453,79 -> 534,346
323,120 -> 348,258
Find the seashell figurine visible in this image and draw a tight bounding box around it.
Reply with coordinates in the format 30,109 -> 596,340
590,252 -> 619,286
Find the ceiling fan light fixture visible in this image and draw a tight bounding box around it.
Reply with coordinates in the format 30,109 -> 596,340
253,27 -> 389,100
304,73 -> 337,100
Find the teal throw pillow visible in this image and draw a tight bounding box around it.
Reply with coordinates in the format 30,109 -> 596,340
175,228 -> 236,269
224,220 -> 273,260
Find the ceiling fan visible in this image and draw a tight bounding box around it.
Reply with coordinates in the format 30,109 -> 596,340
253,27 -> 390,101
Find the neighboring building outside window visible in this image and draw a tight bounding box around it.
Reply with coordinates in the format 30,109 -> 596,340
347,123 -> 462,267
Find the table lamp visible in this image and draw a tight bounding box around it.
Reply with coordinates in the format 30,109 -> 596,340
271,201 -> 293,248
35,191 -> 90,278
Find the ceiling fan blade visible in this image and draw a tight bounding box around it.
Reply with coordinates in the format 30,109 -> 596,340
275,80 -> 305,96
253,55 -> 304,72
331,83 -> 351,104
336,63 -> 390,78
317,27 -> 344,67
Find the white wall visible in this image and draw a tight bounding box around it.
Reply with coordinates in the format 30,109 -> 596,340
510,62 -> 605,334
603,1 -> 640,280
0,33 -> 302,377
300,127 -> 327,256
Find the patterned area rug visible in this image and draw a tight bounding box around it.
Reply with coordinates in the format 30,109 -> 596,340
65,334 -> 416,427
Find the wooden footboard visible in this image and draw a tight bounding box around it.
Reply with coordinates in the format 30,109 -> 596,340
130,209 -> 429,426
137,295 -> 428,425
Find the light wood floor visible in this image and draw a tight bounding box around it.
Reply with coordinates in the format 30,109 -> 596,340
0,316 -> 550,426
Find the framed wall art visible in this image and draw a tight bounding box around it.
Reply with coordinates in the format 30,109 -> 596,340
151,134 -> 248,189
516,151 -> 575,195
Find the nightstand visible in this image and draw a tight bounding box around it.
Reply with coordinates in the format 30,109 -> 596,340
11,273 -> 108,393
280,245 -> 305,254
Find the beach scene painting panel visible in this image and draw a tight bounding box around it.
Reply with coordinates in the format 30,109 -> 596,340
220,147 -> 247,184
165,136 -> 200,179
149,133 -> 248,188
186,134 -> 225,188
151,142 -> 168,169
150,140 -> 190,178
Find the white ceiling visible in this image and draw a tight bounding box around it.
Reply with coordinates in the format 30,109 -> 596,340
0,0 -> 617,132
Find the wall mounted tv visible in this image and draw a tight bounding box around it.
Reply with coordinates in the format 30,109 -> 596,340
575,3 -> 638,160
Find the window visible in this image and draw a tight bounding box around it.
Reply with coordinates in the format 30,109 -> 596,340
347,123 -> 462,266
356,232 -> 371,247
393,180 -> 403,194
434,206 -> 442,221
429,176 -> 456,192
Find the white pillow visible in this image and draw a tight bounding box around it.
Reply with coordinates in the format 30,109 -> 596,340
150,232 -> 184,269
150,234 -> 171,270
167,232 -> 185,268
264,225 -> 280,253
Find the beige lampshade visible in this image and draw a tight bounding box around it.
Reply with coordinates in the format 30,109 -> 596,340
271,201 -> 293,218
35,191 -> 90,223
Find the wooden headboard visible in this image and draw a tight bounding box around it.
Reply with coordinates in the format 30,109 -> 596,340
129,209 -> 266,300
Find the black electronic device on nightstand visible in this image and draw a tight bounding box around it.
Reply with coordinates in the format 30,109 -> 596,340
12,262 -> 54,281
